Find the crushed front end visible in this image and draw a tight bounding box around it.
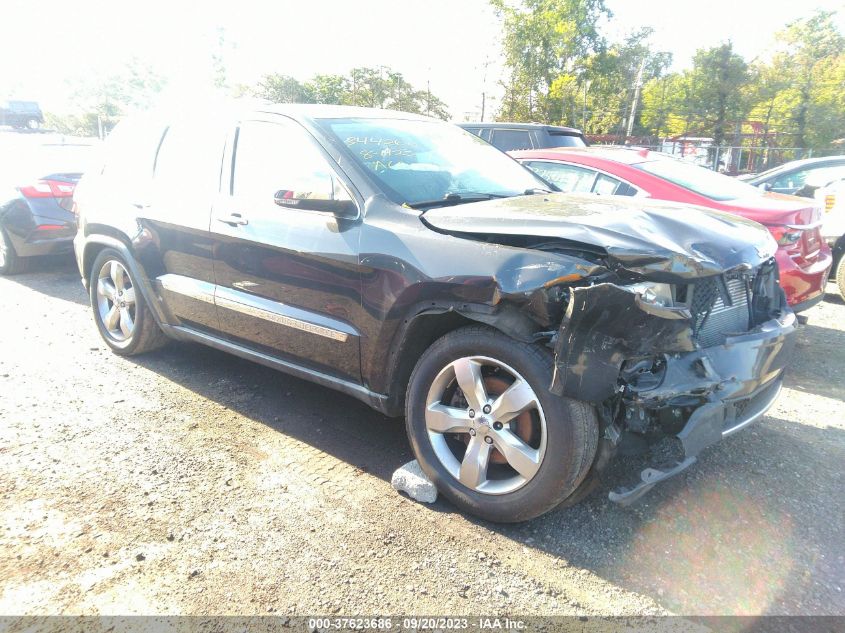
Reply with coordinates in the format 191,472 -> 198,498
550,258 -> 796,504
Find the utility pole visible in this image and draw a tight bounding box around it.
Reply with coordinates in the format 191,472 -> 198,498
582,80 -> 591,131
480,57 -> 491,122
626,58 -> 647,142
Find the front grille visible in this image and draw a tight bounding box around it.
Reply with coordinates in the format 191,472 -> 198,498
690,274 -> 752,347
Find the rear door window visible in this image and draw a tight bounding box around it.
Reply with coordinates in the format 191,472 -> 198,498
522,161 -> 595,193
490,129 -> 533,152
151,114 -> 227,222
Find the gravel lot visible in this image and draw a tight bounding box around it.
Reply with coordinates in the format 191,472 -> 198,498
1,256 -> 843,617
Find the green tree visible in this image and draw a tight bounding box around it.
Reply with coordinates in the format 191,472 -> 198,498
250,74 -> 315,103
250,67 -> 450,119
580,27 -> 671,136
640,73 -> 694,138
769,11 -> 845,148
491,0 -> 611,122
638,43 -> 750,146
687,43 -> 750,145
52,59 -> 168,136
305,74 -> 351,105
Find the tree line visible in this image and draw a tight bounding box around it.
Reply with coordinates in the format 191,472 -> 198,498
43,1 -> 843,156
44,65 -> 450,137
492,0 -> 845,152
238,67 -> 450,120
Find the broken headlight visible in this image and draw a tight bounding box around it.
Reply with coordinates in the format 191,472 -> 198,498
625,282 -> 674,307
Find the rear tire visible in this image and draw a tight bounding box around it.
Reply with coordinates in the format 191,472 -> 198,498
89,248 -> 167,356
837,254 -> 845,301
405,325 -> 598,522
0,227 -> 30,275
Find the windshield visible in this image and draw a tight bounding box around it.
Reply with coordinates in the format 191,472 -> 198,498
749,164 -> 790,181
635,156 -> 762,201
316,118 -> 548,206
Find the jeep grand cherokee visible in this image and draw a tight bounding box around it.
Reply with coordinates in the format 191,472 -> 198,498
73,104 -> 796,522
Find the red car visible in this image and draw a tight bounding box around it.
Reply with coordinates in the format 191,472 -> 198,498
512,147 -> 832,312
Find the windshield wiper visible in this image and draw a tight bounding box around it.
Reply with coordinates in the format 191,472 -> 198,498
409,192 -> 509,210
524,187 -> 555,195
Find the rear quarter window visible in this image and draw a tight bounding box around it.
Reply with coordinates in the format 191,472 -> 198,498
544,134 -> 586,148
490,129 -> 533,152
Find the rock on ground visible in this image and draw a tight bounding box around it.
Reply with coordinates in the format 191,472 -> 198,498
391,460 -> 438,504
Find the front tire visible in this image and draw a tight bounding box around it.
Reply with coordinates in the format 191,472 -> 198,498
89,249 -> 167,356
405,325 -> 598,522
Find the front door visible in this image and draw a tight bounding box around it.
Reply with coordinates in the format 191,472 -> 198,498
210,117 -> 363,383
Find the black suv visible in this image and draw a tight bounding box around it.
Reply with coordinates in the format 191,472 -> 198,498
0,100 -> 44,129
73,105 -> 796,522
458,122 -> 587,152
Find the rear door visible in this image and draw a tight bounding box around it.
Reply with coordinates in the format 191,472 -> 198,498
145,114 -> 227,331
210,116 -> 363,383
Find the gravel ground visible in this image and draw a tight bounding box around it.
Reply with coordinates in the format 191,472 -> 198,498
0,256 -> 843,617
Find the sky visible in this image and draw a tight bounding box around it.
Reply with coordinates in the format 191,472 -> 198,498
1,0 -> 843,120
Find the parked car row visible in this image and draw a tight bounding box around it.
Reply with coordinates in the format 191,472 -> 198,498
58,103 -> 806,522
740,155 -> 845,298
3,106 -> 839,521
510,146 -> 833,312
458,122 -> 588,151
0,137 -> 97,274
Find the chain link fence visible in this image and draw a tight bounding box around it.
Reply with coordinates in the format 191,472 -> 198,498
592,140 -> 843,175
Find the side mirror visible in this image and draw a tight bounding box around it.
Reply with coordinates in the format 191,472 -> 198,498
757,182 -> 771,192
274,190 -> 357,217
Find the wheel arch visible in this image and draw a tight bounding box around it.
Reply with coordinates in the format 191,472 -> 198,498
81,233 -> 171,327
377,300 -> 551,416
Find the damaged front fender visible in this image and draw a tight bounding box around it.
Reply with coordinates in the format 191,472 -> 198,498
550,283 -> 698,402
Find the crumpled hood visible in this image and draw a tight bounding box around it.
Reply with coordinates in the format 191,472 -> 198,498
422,193 -> 778,281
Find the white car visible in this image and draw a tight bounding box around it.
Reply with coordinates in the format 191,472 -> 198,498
816,177 -> 845,298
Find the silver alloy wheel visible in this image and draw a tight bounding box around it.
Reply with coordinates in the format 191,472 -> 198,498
96,260 -> 137,341
0,231 -> 7,268
424,356 -> 547,495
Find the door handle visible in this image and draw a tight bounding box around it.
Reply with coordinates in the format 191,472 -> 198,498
216,213 -> 249,226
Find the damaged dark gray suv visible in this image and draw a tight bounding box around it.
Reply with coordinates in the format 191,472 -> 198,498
73,105 -> 796,522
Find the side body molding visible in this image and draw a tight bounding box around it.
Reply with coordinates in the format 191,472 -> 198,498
157,273 -> 357,343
